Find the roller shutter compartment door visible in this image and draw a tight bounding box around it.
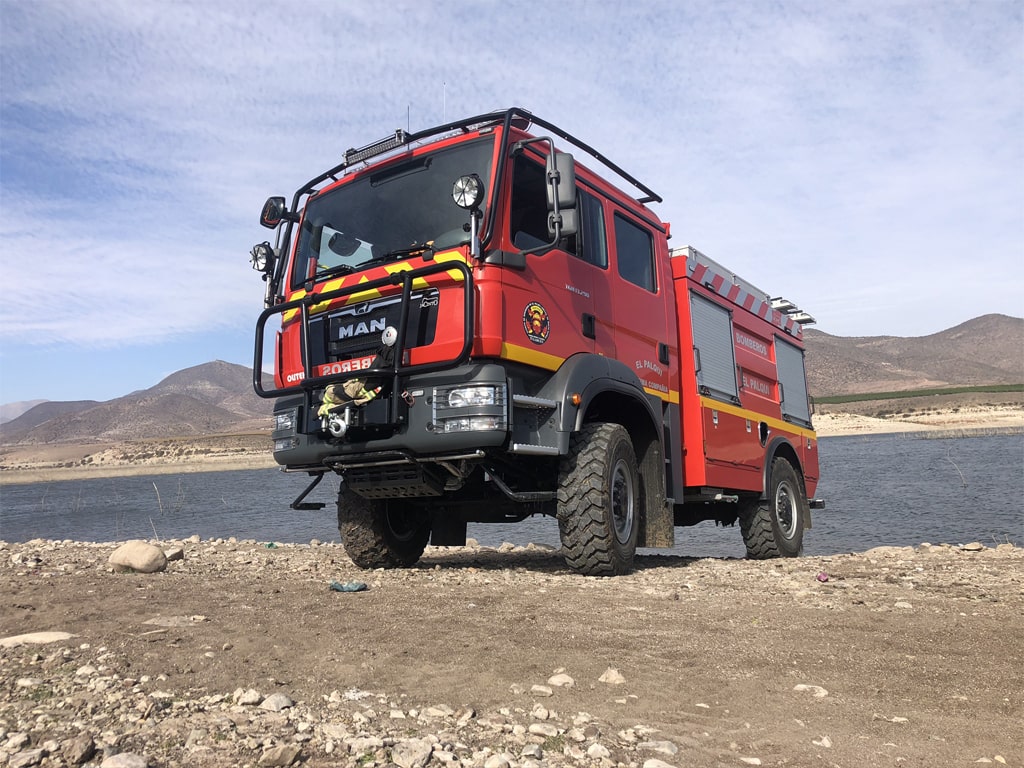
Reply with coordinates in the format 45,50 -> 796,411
776,337 -> 811,425
690,292 -> 738,402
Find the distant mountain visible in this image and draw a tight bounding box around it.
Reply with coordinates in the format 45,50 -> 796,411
0,399 -> 49,425
2,317 -> 1022,445
803,314 -> 1024,396
1,400 -> 101,435
0,361 -> 270,445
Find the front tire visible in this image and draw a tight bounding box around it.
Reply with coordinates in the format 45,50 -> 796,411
338,486 -> 430,568
557,423 -> 640,576
740,457 -> 806,559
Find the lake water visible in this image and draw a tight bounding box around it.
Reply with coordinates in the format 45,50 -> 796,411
1,434 -> 1021,558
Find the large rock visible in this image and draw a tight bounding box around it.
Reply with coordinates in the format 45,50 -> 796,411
109,541 -> 168,573
0,631 -> 76,648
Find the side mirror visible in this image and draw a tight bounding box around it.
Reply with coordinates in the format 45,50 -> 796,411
546,152 -> 577,238
546,152 -> 576,210
260,196 -> 289,229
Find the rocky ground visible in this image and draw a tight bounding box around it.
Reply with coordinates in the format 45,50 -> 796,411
1,538 -> 1021,768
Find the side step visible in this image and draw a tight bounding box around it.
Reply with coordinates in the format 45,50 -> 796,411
290,472 -> 327,511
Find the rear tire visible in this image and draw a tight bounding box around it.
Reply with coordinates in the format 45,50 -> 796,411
338,486 -> 430,568
740,457 -> 806,559
557,423 -> 640,576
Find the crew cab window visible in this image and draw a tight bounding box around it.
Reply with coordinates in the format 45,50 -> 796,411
509,155 -> 552,250
508,153 -> 610,264
614,213 -> 656,291
578,190 -> 607,268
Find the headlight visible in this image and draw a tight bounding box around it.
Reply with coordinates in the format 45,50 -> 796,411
442,416 -> 505,433
448,386 -> 498,408
274,437 -> 298,452
432,383 -> 507,433
275,409 -> 297,432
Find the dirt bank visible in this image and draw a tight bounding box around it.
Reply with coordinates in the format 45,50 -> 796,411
1,538 -> 1021,767
2,403 -> 1022,486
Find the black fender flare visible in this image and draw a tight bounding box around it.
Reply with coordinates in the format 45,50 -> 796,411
761,435 -> 811,528
534,353 -> 662,436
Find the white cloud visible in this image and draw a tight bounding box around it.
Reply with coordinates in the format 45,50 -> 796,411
1,0 -> 1021,354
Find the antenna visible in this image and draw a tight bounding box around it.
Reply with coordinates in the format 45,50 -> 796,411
407,104 -> 410,132
443,81 -> 446,122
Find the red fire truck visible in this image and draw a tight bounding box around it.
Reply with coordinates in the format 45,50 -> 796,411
251,108 -> 823,575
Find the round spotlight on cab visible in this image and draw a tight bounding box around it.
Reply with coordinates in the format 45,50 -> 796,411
452,174 -> 484,210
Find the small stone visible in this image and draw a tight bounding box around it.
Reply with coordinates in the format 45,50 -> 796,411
349,736 -> 384,754
63,734 -> 96,764
6,734 -> 31,751
532,704 -> 549,720
894,601 -> 913,610
484,755 -> 511,768
530,684 -> 553,697
109,540 -> 167,573
235,688 -> 262,705
258,744 -> 301,767
812,735 -> 833,748
260,693 -> 294,712
522,744 -> 543,759
100,754 -> 149,768
793,684 -> 829,698
423,704 -> 455,718
392,738 -> 433,768
9,750 -> 46,768
740,759 -> 762,766
639,740 -> 679,756
164,547 -> 185,562
547,673 -> 575,687
599,667 -> 626,684
15,677 -> 44,688
960,542 -> 985,552
642,760 -> 678,768
587,744 -> 611,759
528,723 -> 559,737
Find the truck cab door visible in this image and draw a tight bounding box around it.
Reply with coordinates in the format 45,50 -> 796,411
604,207 -> 672,397
498,152 -> 598,362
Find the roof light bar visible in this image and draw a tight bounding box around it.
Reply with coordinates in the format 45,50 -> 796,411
344,129 -> 409,165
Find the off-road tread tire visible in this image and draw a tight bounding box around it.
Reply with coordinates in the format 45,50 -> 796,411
740,457 -> 805,559
337,487 -> 429,569
557,422 -> 639,576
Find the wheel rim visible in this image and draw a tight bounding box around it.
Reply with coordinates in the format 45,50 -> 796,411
384,508 -> 421,543
774,480 -> 799,540
610,458 -> 635,545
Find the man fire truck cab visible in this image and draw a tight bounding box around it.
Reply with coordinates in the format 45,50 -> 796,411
251,107 -> 823,576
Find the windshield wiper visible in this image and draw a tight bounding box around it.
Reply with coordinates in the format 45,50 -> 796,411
364,243 -> 435,267
316,263 -> 356,278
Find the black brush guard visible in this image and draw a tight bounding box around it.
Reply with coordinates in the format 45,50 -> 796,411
253,259 -> 474,430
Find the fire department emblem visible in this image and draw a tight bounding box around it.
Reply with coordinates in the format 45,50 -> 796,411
523,301 -> 550,345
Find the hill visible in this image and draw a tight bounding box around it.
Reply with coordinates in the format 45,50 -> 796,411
0,399 -> 48,425
803,313 -> 1023,396
0,361 -> 270,445
1,316 -> 1021,449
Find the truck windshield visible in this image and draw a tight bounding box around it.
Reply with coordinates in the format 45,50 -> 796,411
292,136 -> 494,287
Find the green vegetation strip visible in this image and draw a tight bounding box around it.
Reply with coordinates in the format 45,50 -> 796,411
816,384 -> 1023,405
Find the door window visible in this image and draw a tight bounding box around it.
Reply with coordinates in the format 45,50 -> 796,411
614,213 -> 655,291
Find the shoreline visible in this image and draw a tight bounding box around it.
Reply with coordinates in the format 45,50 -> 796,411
1,408 -> 1021,486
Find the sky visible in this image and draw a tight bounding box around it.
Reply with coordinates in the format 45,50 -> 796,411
1,0 -> 1022,405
